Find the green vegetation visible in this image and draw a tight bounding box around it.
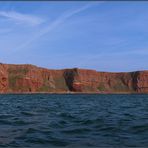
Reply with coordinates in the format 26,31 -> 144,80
8,75 -> 22,89
8,68 -> 29,74
37,77 -> 68,92
38,85 -> 49,92
113,80 -> 129,92
97,82 -> 106,91
55,77 -> 68,91
37,78 -> 50,92
8,67 -> 29,90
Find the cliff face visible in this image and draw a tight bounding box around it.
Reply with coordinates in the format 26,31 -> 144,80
134,71 -> 148,93
0,64 -> 8,93
7,64 -> 68,93
64,69 -> 136,93
0,63 -> 148,93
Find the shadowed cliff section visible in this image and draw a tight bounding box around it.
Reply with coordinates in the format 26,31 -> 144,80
63,68 -> 78,91
0,63 -> 148,93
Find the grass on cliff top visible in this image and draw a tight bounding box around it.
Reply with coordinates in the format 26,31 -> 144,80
8,67 -> 29,74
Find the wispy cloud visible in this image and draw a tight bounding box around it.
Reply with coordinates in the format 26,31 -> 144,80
14,3 -> 102,51
0,10 -> 44,26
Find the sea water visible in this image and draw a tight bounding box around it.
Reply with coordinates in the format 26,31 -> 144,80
0,94 -> 147,147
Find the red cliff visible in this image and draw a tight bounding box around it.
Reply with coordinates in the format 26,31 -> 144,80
0,63 -> 148,93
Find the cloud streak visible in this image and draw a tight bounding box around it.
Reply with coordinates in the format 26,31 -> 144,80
0,10 -> 44,26
14,3 -> 101,51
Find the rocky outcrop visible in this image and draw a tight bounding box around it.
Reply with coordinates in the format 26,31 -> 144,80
0,63 -> 148,93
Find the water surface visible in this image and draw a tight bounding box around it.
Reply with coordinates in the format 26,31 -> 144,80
0,94 -> 148,147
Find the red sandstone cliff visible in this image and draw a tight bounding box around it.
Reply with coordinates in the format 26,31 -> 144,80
0,63 -> 148,93
0,64 -> 8,93
64,69 -> 135,93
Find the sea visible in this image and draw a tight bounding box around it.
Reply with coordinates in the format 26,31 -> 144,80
0,94 -> 147,147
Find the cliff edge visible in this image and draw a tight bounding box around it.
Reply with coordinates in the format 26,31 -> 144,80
0,63 -> 148,93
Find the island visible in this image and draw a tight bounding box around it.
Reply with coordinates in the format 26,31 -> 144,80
0,63 -> 147,94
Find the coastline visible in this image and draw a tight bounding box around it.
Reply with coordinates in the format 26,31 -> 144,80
0,63 -> 148,94
0,91 -> 147,95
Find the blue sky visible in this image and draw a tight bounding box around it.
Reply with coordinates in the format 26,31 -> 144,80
0,1 -> 148,72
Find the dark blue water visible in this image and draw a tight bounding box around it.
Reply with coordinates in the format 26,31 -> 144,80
0,94 -> 148,147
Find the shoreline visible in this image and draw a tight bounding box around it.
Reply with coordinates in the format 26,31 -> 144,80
0,92 -> 147,95
0,63 -> 148,94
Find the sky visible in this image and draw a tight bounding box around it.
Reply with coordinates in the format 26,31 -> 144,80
0,1 -> 148,72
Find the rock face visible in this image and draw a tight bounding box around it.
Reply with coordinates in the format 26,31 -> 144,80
7,64 -> 68,93
0,63 -> 148,93
64,69 -> 136,93
133,71 -> 148,93
0,64 -> 8,93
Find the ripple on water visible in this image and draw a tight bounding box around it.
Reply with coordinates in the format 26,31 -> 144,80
21,111 -> 38,117
130,124 -> 148,134
0,94 -> 147,147
61,127 -> 92,135
0,114 -> 13,119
